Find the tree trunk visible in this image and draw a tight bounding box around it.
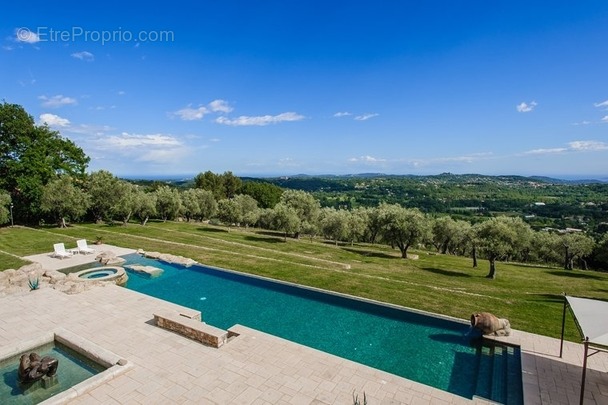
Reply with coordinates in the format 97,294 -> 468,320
472,246 -> 478,268
60,217 -> 67,228
399,243 -> 410,259
486,257 -> 496,279
564,246 -> 570,270
141,216 -> 149,226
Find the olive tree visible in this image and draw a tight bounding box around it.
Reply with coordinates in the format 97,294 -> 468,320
561,232 -> 595,270
271,203 -> 301,241
112,181 -> 140,225
40,176 -> 90,227
134,190 -> 156,226
87,170 -> 122,223
380,204 -> 429,259
319,207 -> 348,245
155,185 -> 181,221
474,216 -> 524,279
279,190 -> 320,239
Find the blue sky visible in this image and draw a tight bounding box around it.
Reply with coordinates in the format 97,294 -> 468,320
2,1 -> 608,178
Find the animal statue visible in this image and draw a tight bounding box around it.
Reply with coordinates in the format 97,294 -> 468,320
470,312 -> 511,336
18,352 -> 59,384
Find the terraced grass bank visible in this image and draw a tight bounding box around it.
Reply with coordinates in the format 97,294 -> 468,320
1,221 -> 607,341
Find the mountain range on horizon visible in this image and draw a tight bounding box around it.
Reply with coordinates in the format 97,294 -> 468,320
120,172 -> 608,184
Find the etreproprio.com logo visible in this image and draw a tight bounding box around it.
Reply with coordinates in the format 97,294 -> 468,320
16,26 -> 174,45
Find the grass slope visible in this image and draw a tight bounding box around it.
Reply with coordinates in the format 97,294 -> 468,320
2,222 -> 607,341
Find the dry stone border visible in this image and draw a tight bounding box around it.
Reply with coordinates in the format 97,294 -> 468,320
0,262 -> 110,297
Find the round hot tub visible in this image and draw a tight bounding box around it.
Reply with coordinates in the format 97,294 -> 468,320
73,266 -> 128,286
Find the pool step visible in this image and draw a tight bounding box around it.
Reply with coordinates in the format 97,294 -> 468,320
473,342 -> 523,405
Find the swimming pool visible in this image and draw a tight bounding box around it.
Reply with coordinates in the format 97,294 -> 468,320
120,253 -> 522,403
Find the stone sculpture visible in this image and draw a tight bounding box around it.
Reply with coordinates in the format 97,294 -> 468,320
18,352 -> 59,384
470,312 -> 511,336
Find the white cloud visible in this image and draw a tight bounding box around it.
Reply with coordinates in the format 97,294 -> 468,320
594,100 -> 608,109
173,100 -> 233,120
348,155 -> 386,163
39,113 -> 70,127
572,120 -> 592,126
334,112 -> 352,117
173,105 -> 209,121
209,138 -> 220,142
93,132 -> 191,165
67,123 -> 113,136
15,27 -> 40,44
568,140 -> 608,151
38,95 -> 77,108
524,147 -> 568,155
523,140 -> 608,155
208,99 -> 233,113
602,116 -> 608,123
516,101 -> 537,113
102,133 -> 182,148
71,51 -> 94,61
215,112 -> 305,126
354,113 -> 379,121
117,90 -> 126,95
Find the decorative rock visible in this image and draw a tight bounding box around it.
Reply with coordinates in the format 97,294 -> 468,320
95,251 -> 126,265
8,271 -> 29,286
471,312 -> 511,336
158,253 -> 197,267
144,251 -> 162,259
17,262 -> 43,275
44,270 -> 67,283
136,248 -> 145,255
124,265 -> 163,277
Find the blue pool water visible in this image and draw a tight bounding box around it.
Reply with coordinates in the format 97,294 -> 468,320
120,253 -> 522,402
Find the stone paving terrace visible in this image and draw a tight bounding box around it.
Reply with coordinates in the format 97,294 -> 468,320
1,247 -> 607,404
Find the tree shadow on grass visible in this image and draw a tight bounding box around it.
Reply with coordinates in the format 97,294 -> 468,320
546,270 -> 603,280
342,247 -> 396,260
197,227 -> 228,233
256,230 -> 288,238
525,293 -> 564,304
243,235 -> 283,244
421,267 -> 472,278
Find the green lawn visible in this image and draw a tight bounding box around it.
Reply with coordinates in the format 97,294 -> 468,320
2,222 -> 606,341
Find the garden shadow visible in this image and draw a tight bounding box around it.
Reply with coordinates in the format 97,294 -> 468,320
342,247 -> 396,260
525,293 -> 564,304
197,227 -> 228,233
421,267 -> 472,278
243,235 -> 283,244
546,270 -> 603,280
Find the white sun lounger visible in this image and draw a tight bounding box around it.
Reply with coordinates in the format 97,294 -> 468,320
52,243 -> 72,259
76,239 -> 95,255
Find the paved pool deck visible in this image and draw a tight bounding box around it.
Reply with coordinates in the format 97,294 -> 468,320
1,249 -> 607,404
23,244 -> 137,271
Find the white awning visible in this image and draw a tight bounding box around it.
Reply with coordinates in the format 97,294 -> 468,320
566,296 -> 608,348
